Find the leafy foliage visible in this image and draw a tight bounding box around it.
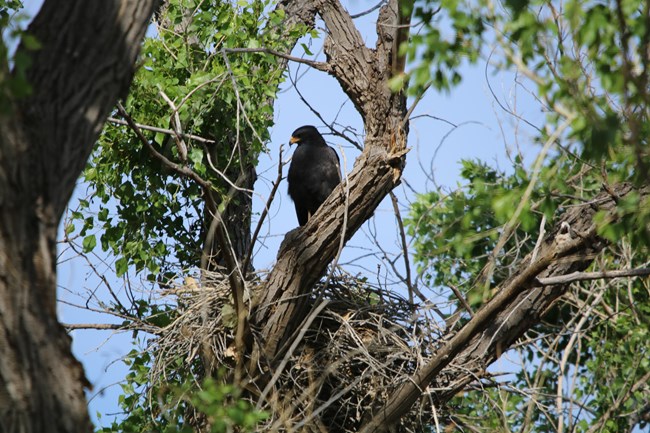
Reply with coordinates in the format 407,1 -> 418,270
407,0 -> 650,430
408,159 -> 533,305
97,350 -> 266,433
69,0 -> 306,280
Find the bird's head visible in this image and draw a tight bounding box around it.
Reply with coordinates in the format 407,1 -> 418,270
289,125 -> 325,146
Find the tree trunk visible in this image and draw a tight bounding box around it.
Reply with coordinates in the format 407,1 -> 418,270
0,1 -> 157,431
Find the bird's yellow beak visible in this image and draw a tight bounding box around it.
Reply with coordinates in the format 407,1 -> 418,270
289,136 -> 300,144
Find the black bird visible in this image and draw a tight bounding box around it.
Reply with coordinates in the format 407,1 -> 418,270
287,125 -> 341,226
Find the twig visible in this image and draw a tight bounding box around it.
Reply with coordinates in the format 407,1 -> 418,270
159,89 -> 188,162
243,144 -> 285,272
389,192 -> 416,309
350,0 -> 387,18
288,72 -> 363,151
448,283 -> 474,318
537,267 -> 650,285
256,299 -> 331,409
531,214 -> 547,263
115,102 -> 214,203
62,323 -> 125,330
107,117 -> 216,143
224,47 -> 330,72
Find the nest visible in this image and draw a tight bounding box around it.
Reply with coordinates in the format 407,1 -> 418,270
151,270 -> 446,432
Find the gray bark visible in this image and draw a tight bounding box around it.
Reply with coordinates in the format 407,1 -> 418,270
0,1 -> 157,432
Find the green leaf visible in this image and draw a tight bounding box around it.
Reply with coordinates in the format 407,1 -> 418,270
300,43 -> 313,56
115,257 -> 129,277
82,234 -> 96,253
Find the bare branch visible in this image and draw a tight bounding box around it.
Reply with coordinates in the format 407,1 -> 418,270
538,267 -> 650,285
224,47 -> 330,72
243,145 -> 285,272
107,117 -> 216,143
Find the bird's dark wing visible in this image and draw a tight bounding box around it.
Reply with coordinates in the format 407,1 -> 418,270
287,145 -> 316,225
287,141 -> 341,226
327,145 -> 342,182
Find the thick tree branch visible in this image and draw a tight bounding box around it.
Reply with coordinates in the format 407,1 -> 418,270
319,0 -> 373,114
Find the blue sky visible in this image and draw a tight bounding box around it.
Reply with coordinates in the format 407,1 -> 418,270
20,0 -> 545,427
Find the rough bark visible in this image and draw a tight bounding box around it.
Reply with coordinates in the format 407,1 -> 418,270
0,1 -> 157,432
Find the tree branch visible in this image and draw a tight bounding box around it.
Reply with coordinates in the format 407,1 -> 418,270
0,2 -> 158,431
224,47 -> 330,72
538,267 -> 650,285
107,117 -> 216,143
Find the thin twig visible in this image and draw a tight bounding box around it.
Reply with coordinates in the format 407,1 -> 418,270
448,283 -> 474,318
115,102 -> 214,203
538,267 -> 650,285
107,117 -> 216,143
389,192 -> 416,309
225,47 -> 330,72
256,299 -> 331,409
243,145 -> 285,272
350,0 -> 387,18
159,89 -> 188,162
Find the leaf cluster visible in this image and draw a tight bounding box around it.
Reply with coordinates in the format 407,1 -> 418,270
68,0 -> 304,280
97,351 -> 266,433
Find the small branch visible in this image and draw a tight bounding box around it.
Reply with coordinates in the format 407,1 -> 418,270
350,0 -> 387,19
62,323 -> 124,331
448,283 -> 474,318
288,72 -> 363,151
243,144 -> 285,272
538,267 -> 650,285
224,47 -> 330,72
531,214 -> 547,263
62,322 -> 160,334
256,299 -> 330,410
159,89 -> 188,162
389,192 -> 416,309
107,117 -> 216,143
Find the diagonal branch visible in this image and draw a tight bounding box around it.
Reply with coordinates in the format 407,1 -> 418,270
360,182 -> 647,432
249,0 -> 409,380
